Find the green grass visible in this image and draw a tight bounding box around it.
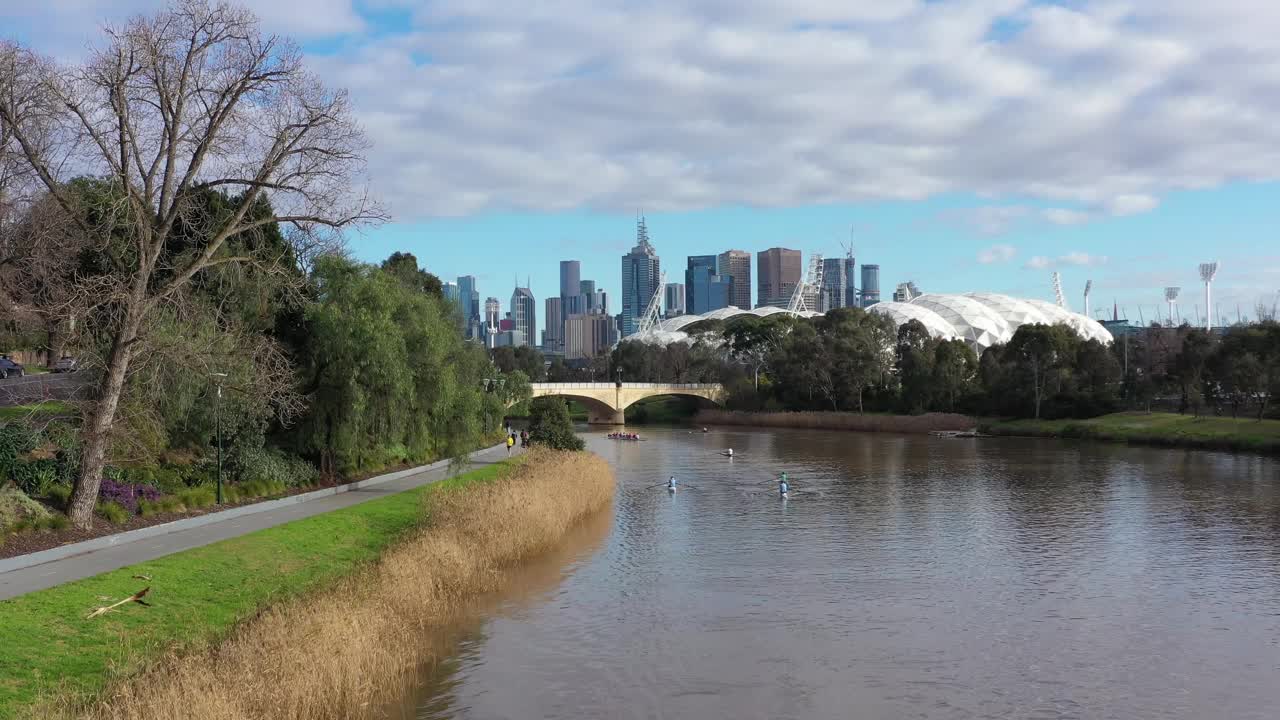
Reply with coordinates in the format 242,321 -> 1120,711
982,412 -> 1280,454
0,458 -> 514,718
0,402 -> 74,421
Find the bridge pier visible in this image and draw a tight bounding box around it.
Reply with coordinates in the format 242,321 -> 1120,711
588,408 -> 626,425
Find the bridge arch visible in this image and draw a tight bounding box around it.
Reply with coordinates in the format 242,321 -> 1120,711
526,382 -> 726,425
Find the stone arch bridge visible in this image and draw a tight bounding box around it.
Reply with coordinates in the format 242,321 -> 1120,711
528,382 -> 726,425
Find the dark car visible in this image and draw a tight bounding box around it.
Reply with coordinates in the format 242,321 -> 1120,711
52,356 -> 78,373
0,356 -> 24,379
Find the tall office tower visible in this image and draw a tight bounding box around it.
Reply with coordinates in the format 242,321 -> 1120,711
559,260 -> 585,317
457,275 -> 480,336
443,282 -> 460,305
843,257 -> 858,308
620,217 -> 660,337
664,283 -> 686,317
685,255 -> 730,314
594,290 -> 609,315
717,249 -> 752,310
510,285 -> 536,348
580,280 -> 598,313
860,264 -> 881,307
565,313 -> 616,360
543,296 -> 564,352
756,248 -> 802,308
821,257 -> 847,311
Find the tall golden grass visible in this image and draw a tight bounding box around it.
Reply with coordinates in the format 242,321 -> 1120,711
695,409 -> 976,434
41,449 -> 614,720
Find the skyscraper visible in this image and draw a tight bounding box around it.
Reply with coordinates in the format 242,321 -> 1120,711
565,313 -> 615,360
820,258 -> 844,311
510,285 -> 536,347
756,248 -> 802,308
860,264 -> 881,307
443,282 -> 460,305
483,296 -> 501,349
843,257 -> 858,308
580,280 -> 597,313
685,255 -> 730,314
559,260 -> 585,317
717,250 -> 752,310
664,283 -> 686,317
457,275 -> 480,336
543,296 -> 564,352
620,217 -> 660,337
892,281 -> 921,302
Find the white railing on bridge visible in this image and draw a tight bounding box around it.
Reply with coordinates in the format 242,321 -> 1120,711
529,382 -> 722,390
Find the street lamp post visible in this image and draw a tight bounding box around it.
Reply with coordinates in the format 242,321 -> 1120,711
212,372 -> 228,504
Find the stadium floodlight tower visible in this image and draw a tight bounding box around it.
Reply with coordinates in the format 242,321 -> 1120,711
1052,272 -> 1068,309
1163,287 -> 1181,327
1199,262 -> 1219,331
1083,280 -> 1093,318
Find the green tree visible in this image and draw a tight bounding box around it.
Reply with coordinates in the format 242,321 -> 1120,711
1174,330 -> 1215,417
895,319 -> 937,413
527,397 -> 584,451
381,252 -> 443,297
1007,324 -> 1073,419
932,339 -> 978,412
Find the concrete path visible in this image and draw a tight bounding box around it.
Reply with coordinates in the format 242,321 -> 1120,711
0,443 -> 516,601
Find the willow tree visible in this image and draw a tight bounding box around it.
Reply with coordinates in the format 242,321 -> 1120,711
0,1 -> 382,526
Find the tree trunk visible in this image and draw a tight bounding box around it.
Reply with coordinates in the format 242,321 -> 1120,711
67,307 -> 143,528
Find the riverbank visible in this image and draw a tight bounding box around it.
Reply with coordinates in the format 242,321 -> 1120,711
981,412 -> 1280,455
695,409 -> 976,434
1,448 -> 615,720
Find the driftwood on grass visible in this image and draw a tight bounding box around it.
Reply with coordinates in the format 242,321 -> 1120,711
86,587 -> 150,619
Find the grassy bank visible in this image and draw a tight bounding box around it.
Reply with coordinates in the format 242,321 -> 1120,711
981,412 -> 1280,454
695,409 -> 976,434
5,449 -> 613,720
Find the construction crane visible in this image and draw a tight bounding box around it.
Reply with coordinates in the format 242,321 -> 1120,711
636,271 -> 667,335
788,253 -> 824,313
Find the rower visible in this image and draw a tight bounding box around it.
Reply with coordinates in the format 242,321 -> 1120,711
778,472 -> 790,497
667,475 -> 678,492
726,448 -> 733,457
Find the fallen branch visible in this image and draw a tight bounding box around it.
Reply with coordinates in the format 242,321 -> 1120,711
86,587 -> 150,619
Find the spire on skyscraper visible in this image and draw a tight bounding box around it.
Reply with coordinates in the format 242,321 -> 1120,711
636,213 -> 653,252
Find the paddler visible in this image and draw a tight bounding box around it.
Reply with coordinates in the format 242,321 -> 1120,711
778,472 -> 790,497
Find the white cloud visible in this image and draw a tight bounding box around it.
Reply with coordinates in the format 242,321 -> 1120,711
9,1 -> 1280,219
1025,252 -> 1108,270
1105,194 -> 1161,216
978,244 -> 1017,264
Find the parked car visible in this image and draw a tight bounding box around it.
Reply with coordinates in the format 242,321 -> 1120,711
0,356 -> 24,379
52,356 -> 78,373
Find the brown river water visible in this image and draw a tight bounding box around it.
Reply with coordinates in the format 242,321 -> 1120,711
399,427 -> 1280,720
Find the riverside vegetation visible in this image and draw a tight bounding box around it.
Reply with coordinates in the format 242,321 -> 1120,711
2,448 -> 615,719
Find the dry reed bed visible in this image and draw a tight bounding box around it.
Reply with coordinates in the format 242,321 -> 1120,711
43,449 -> 614,720
695,409 -> 976,434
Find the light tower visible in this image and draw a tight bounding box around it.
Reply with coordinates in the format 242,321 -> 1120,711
1163,287 -> 1181,327
1052,272 -> 1067,309
1083,280 -> 1093,318
1199,262 -> 1219,331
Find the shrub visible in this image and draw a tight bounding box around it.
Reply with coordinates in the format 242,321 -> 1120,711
235,447 -> 318,489
45,484 -> 72,510
177,486 -> 216,510
1,484 -> 52,529
10,459 -> 59,497
527,398 -> 585,451
96,502 -> 130,525
98,478 -> 162,514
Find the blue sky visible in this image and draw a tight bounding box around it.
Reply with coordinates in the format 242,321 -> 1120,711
6,1 -> 1280,321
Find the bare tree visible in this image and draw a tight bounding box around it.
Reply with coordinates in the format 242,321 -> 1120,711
0,0 -> 383,526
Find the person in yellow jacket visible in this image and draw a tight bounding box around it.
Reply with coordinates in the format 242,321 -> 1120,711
506,433 -> 515,455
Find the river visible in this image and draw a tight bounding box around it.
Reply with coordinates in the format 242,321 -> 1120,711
400,427 -> 1280,720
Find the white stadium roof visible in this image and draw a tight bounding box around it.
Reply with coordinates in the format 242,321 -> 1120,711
628,294 -> 1113,351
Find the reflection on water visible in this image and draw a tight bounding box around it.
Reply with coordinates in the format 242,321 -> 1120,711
409,428 -> 1280,720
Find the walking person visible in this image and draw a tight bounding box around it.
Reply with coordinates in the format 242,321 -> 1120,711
506,433 -> 515,456
520,429 -> 529,448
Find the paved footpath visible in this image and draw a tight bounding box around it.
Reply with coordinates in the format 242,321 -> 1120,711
0,443 -> 515,601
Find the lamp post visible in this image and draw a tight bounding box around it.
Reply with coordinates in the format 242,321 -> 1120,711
211,372 -> 228,504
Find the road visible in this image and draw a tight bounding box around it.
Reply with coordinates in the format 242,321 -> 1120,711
0,443 -> 512,600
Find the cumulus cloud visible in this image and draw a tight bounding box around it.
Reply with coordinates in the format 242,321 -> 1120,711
978,244 -> 1018,264
1025,252 -> 1108,270
8,1 -> 1280,220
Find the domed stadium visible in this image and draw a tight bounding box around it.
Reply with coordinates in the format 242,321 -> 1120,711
628,294 -> 1112,353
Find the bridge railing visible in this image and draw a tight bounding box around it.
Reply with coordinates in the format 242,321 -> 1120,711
529,382 -> 722,390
